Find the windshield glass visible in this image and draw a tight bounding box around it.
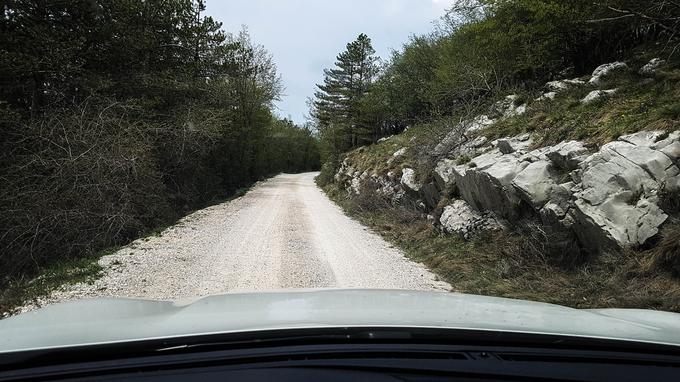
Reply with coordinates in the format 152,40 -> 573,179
1,0 -> 679,346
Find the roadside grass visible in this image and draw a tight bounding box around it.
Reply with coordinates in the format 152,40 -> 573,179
0,182 -> 258,317
322,183 -> 680,312
480,69 -> 680,148
0,248 -> 113,316
343,133 -> 414,176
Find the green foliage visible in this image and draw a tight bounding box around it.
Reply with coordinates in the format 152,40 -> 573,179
0,0 -> 319,286
480,69 -> 680,146
312,34 -> 379,160
361,35 -> 440,127
312,0 -> 679,167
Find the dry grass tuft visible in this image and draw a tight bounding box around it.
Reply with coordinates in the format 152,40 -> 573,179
652,220 -> 680,277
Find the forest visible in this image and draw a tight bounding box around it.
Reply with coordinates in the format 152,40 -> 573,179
0,0 -> 320,286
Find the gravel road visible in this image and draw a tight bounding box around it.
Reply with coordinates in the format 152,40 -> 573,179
26,173 -> 450,309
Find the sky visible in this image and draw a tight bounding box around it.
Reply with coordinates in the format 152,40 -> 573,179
206,0 -> 455,124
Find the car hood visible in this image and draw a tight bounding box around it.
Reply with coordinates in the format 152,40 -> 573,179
2,289 -> 680,353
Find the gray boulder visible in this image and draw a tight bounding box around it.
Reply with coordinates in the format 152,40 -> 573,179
512,160 -> 556,208
456,152 -> 530,221
589,62 -> 628,85
434,159 -> 458,192
546,140 -> 589,171
570,141 -> 670,250
572,196 -> 667,252
639,58 -> 665,76
546,78 -> 586,91
497,139 -> 515,154
439,199 -> 501,239
581,89 -> 617,104
495,134 -> 533,155
400,168 -> 422,194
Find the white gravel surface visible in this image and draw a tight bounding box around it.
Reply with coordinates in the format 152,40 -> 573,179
22,173 -> 450,311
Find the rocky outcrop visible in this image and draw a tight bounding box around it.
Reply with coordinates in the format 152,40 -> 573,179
439,129 -> 679,252
581,89 -> 618,104
433,116 -> 495,156
545,141 -> 589,170
536,91 -> 557,101
434,96 -> 528,157
401,168 -> 422,194
546,78 -> 586,91
440,199 -> 501,239
453,150 -> 531,222
589,62 -> 628,85
640,58 -> 665,76
434,158 -> 458,192
333,59 -> 676,254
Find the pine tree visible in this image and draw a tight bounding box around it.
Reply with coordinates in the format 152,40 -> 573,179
312,33 -> 378,154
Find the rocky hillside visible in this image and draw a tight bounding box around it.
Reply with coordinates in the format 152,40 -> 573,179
326,57 -> 680,310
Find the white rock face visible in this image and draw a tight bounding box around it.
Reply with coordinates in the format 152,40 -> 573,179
536,91 -> 557,101
400,168 -> 422,194
546,141 -> 589,170
546,78 -> 586,91
570,140 -> 672,249
581,89 -> 617,104
439,199 -> 501,239
495,134 -> 533,155
455,149 -> 530,221
512,160 -> 556,208
640,58 -> 665,76
466,114 -> 496,133
494,95 -> 527,118
589,62 -> 628,85
434,159 -> 458,191
392,147 -> 407,157
449,130 -> 679,251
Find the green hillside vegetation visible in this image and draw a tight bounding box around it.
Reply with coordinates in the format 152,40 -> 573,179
314,0 -> 680,311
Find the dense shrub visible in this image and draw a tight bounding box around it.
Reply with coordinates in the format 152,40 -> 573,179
0,1 -> 320,286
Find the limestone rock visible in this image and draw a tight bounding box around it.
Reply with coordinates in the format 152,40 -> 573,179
434,159 -> 458,192
400,168 -> 422,194
497,139 -> 515,154
546,141 -> 589,171
439,199 -> 501,239
546,78 -> 586,91
581,89 -> 617,104
457,153 -> 530,221
589,62 -> 628,85
536,91 -> 557,101
512,160 -> 556,208
639,58 -> 665,76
